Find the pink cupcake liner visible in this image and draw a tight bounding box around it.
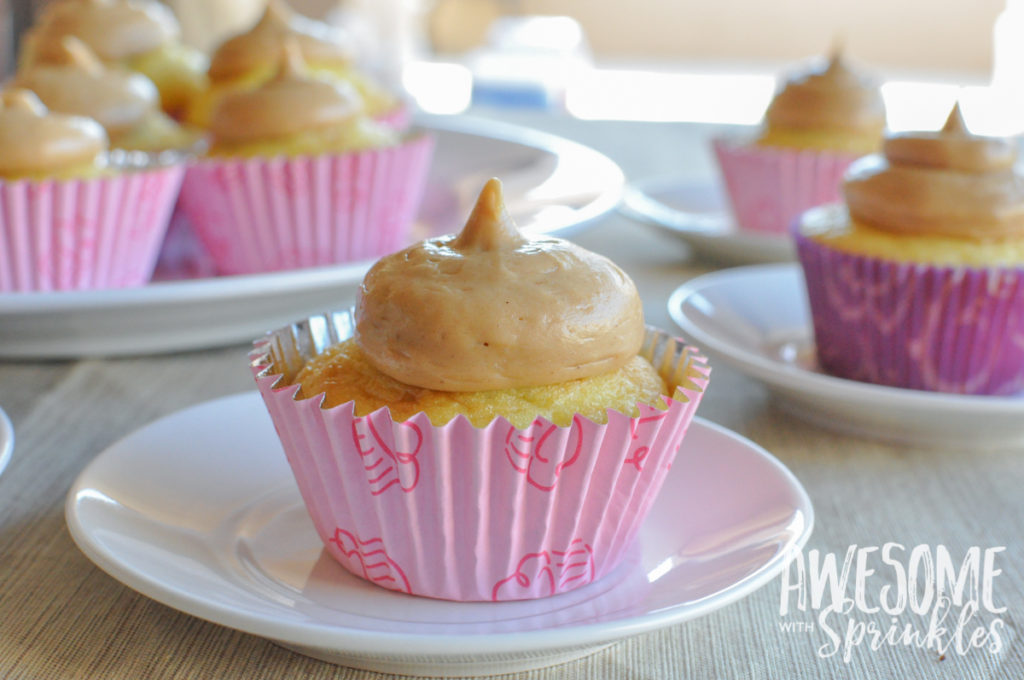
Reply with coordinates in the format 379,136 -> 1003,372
375,103 -> 412,131
178,134 -> 434,275
713,137 -> 861,235
0,166 -> 184,292
250,310 -> 710,601
795,221 -> 1024,395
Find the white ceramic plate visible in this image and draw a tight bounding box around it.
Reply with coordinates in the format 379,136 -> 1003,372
0,406 -> 12,479
0,115 -> 623,359
620,175 -> 793,265
66,392 -> 812,678
669,264 -> 1024,448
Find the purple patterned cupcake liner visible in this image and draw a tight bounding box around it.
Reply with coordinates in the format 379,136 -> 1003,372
795,220 -> 1024,395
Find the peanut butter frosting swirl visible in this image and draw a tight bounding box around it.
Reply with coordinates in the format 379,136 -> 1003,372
0,89 -> 107,177
15,37 -> 159,137
355,179 -> 646,392
209,43 -> 361,145
23,0 -> 180,63
764,48 -> 885,135
207,0 -> 355,82
844,104 -> 1024,241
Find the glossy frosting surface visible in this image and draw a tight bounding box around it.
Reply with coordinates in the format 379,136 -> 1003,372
15,37 -> 159,136
0,89 -> 107,177
844,105 -> 1024,241
209,44 -> 361,145
24,0 -> 179,62
355,179 -> 645,392
764,49 -> 885,136
208,0 -> 354,82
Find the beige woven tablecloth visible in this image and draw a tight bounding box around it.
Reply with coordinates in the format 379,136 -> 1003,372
2,114 -> 1022,680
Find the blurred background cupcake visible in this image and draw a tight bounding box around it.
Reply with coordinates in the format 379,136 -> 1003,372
0,89 -> 183,292
177,43 -> 432,275
18,0 -> 207,120
795,104 -> 1024,395
714,46 -> 886,235
13,36 -> 200,153
182,0 -> 404,130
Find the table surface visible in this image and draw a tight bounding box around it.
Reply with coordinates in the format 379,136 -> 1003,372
2,111 -> 1022,680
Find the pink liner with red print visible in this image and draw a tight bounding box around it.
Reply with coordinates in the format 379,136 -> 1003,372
178,134 -> 433,275
796,211 -> 1024,395
250,310 -> 710,601
713,137 -> 861,235
0,165 -> 184,292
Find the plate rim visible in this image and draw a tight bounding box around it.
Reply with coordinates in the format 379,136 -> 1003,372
0,406 -> 12,478
0,114 -> 624,315
620,174 -> 789,248
668,262 -> 1024,415
65,391 -> 813,658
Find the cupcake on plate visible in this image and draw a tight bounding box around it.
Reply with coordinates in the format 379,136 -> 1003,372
714,47 -> 886,234
14,37 -> 200,154
177,43 -> 432,275
250,178 -> 710,601
0,89 -> 184,292
19,0 -> 207,119
183,0 -> 403,130
795,104 -> 1024,395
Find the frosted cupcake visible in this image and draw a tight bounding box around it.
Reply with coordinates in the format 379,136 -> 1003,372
796,104 -> 1024,395
178,44 -> 431,275
714,48 -> 885,234
19,0 -> 206,119
183,0 -> 402,130
0,89 -> 183,291
250,179 -> 710,601
14,37 -> 199,154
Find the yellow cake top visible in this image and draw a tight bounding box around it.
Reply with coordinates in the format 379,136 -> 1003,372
355,178 -> 646,392
15,37 -> 160,138
843,104 -> 1024,241
763,46 -> 885,137
209,43 -> 362,146
22,0 -> 179,63
207,0 -> 355,83
0,89 -> 107,178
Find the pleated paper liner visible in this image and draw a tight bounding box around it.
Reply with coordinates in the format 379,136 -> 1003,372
795,213 -> 1024,395
713,136 -> 860,235
0,164 -> 184,292
178,133 -> 434,275
250,311 -> 710,601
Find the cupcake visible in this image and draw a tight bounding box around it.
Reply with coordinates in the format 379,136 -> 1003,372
0,89 -> 184,292
250,178 -> 710,601
14,37 -> 200,154
795,104 -> 1024,395
183,0 -> 403,130
19,0 -> 207,119
714,47 -> 886,234
177,43 -> 432,275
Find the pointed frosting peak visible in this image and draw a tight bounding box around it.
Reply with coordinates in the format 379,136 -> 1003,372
0,89 -> 48,115
845,103 -> 1023,240
276,39 -> 307,81
942,102 -> 969,135
452,179 -> 526,251
355,179 -> 646,392
262,0 -> 294,26
14,36 -> 159,136
52,36 -> 104,74
208,0 -> 354,82
210,40 -> 361,144
764,48 -> 884,137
